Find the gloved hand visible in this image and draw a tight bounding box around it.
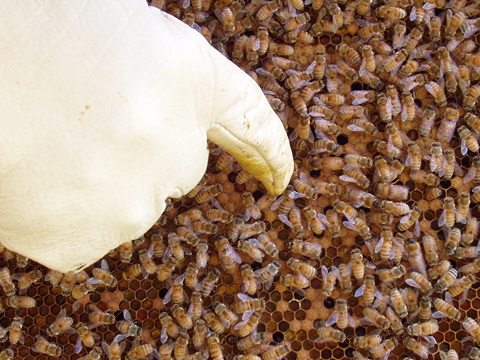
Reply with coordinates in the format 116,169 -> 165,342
0,1 -> 293,273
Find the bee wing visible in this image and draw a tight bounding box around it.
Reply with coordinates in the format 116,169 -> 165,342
279,214 -> 293,228
461,139 -> 468,156
462,319 -> 477,337
321,265 -> 328,281
101,341 -> 111,357
163,288 -> 173,305
354,284 -> 365,297
270,195 -> 284,210
348,122 -> 367,133
414,220 -> 421,237
437,209 -> 447,227
339,175 -> 358,184
343,220 -> 359,232
264,277 -> 275,291
463,166 -> 476,183
123,309 -> 132,322
375,237 -> 385,253
237,293 -> 253,301
234,319 -> 247,330
405,278 -> 421,289
75,335 -> 83,354
432,311 -> 447,319
113,333 -> 130,342
161,327 -> 168,344
101,259 -> 109,271
326,311 -> 339,326
306,60 -> 317,74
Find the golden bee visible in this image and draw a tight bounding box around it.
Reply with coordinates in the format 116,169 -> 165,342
240,263 -> 258,296
352,333 -> 383,349
88,304 -> 115,326
448,274 -> 476,299
280,272 -> 310,292
326,299 -> 355,329
33,335 -> 62,357
438,106 -> 459,142
0,267 -> 15,296
123,264 -> 142,281
438,197 -> 456,229
407,319 -> 439,337
163,273 -> 187,305
213,301 -> 238,328
114,310 -> 142,341
433,297 -> 460,320
287,258 -> 317,278
75,323 -> 100,353
151,231 -> 166,258
235,311 -> 261,337
459,125 -> 479,155
232,293 -> 265,314
215,237 -> 241,270
385,306 -> 404,335
47,309 -> 74,336
196,268 -> 221,297
6,317 -> 24,346
192,319 -> 208,350
5,295 -> 36,309
406,271 -> 433,295
316,325 -> 346,343
355,274 -> 377,306
159,312 -> 181,343
172,304 -> 193,329
410,169 -> 439,186
92,259 -> 117,287
195,184 -> 223,204
237,332 -> 266,351
126,340 -> 157,360
12,270 -> 42,294
157,256 -> 177,282
444,228 -> 461,256
256,232 -> 279,258
465,346 -> 480,360
363,305 -> 391,330
261,343 -> 291,360
403,337 -> 432,359
421,235 -> 438,266
207,335 -> 224,360
380,200 -> 410,216
369,338 -> 398,359
376,265 -> 406,283
290,239 -> 322,259
173,332 -> 189,360
254,261 -> 280,290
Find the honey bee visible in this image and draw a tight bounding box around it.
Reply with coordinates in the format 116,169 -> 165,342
88,304 -> 115,327
195,184 -> 223,204
158,312 -> 181,343
424,81 -> 447,108
443,149 -> 461,180
256,232 -> 279,258
465,84 -> 480,110
5,295 -> 36,309
214,301 -> 238,328
355,274 -> 378,306
91,259 -> 117,287
405,142 -> 421,171
114,310 -> 142,342
382,49 -> 409,75
427,261 -> 451,282
205,208 -> 233,223
358,23 -> 386,40
0,349 -> 13,360
459,125 -> 479,156
44,270 -> 63,288
369,338 -> 398,359
318,93 -> 346,106
237,332 -> 266,352
235,311 -> 261,337
326,299 -> 355,329
171,304 -> 193,330
403,337 -> 431,359
352,332 -> 383,349
325,209 -> 341,238
406,271 -> 433,295
459,258 -> 480,274
444,228 -> 461,256
376,265 -> 406,283
47,308 -> 74,336
435,268 -> 458,293
150,231 -> 166,258
350,248 -> 367,281
420,235 -> 438,266
215,237 -> 241,270
360,45 -> 376,73
454,245 -> 480,260
261,343 -> 291,360
463,217 -> 480,245
287,258 -> 317,279
75,323 -> 100,353
290,239 -> 322,259
380,200 -> 410,216
232,293 -> 266,316
362,305 -> 390,330
445,9 -> 466,39
11,269 -> 41,294
280,273 -> 310,293
126,340 -> 158,360
0,267 -> 15,296
182,263 -> 198,290
404,27 -> 423,54
254,261 -> 280,290
240,263 -> 259,296
438,197 -> 456,229
207,335 -> 224,360
196,240 -> 209,269
316,325 -> 347,343
157,257 -> 177,282
123,264 -> 143,281
163,273 -> 187,305
448,274 -> 476,300
196,268 -> 221,297
6,317 -> 24,346
175,208 -> 204,226
439,349 -> 459,360
285,71 -> 312,90
321,265 -> 338,297
189,291 -> 204,321
292,172 -> 316,199
192,319 -> 208,350
33,335 -> 62,357
418,104 -> 436,137
407,319 -> 439,338
432,296 -> 460,320
173,332 -> 189,360
465,346 -> 480,360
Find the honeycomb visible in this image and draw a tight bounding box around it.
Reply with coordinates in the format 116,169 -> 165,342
1,0 -> 480,359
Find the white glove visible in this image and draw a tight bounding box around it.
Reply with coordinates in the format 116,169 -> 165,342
0,1 -> 293,273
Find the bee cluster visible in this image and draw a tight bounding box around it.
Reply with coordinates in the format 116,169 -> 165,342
1,0 -> 480,359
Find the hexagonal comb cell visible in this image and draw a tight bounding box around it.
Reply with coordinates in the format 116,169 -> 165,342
0,0 -> 480,359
